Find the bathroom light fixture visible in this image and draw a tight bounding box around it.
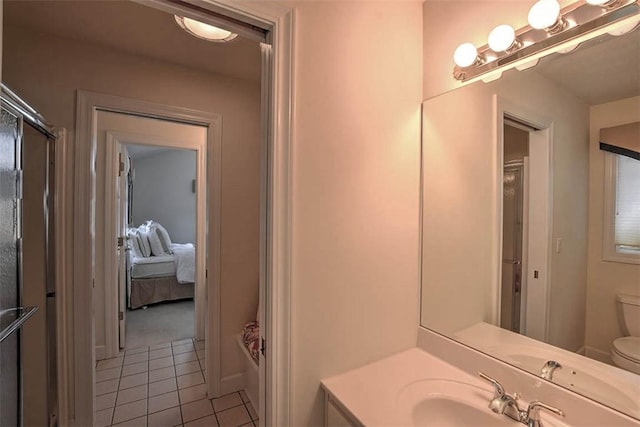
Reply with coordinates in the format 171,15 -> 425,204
488,25 -> 521,52
528,0 -> 566,33
174,16 -> 238,43
452,0 -> 639,83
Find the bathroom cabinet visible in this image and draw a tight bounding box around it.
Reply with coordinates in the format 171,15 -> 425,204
324,394 -> 359,427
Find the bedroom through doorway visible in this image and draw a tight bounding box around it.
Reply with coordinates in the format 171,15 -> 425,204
123,142 -> 198,350
95,110 -> 209,358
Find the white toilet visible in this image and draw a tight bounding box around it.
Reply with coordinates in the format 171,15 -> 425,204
611,294 -> 640,374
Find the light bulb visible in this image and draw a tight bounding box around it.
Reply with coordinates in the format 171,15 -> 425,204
528,0 -> 561,30
454,43 -> 479,68
488,25 -> 517,52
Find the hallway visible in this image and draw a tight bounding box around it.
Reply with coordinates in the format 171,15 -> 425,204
94,338 -> 257,426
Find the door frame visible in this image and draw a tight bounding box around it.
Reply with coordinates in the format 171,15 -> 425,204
75,91 -> 222,422
493,95 -> 553,342
70,2 -> 294,426
103,128 -> 208,354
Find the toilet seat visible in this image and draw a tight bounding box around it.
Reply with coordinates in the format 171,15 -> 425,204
613,337 -> 640,362
611,337 -> 640,374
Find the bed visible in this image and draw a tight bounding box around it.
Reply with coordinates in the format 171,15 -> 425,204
127,221 -> 196,309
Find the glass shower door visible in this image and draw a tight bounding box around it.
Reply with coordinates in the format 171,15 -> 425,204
0,105 -> 22,426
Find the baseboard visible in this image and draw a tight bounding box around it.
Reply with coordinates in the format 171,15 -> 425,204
584,345 -> 614,365
575,346 -> 585,355
95,345 -> 106,361
219,372 -> 245,396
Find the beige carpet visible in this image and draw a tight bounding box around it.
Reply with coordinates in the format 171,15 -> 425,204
124,299 -> 194,349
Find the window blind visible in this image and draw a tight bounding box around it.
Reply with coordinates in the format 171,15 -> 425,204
615,154 -> 640,251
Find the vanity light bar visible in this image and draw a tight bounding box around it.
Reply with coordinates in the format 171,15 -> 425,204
453,0 -> 640,82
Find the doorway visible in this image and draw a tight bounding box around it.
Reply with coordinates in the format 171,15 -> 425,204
497,106 -> 553,344
97,111 -> 206,354
500,123 -> 529,333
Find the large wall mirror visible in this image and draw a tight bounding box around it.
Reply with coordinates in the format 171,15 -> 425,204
420,10 -> 640,421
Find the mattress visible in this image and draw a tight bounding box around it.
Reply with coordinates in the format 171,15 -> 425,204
130,255 -> 176,279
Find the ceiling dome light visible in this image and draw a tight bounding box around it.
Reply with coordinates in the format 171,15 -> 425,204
528,0 -> 566,33
453,43 -> 481,68
488,25 -> 521,52
174,16 -> 238,43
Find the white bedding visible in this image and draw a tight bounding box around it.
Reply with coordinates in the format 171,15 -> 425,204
130,255 -> 176,279
170,243 -> 196,284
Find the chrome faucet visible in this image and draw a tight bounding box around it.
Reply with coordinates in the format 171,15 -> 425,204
479,372 -> 565,427
540,360 -> 562,380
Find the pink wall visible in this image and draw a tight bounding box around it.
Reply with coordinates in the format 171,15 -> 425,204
287,2 -> 423,424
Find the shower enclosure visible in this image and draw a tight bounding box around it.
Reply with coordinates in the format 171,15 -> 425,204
501,162 -> 525,333
0,85 -> 57,426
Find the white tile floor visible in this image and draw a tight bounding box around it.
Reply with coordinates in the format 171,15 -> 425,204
95,338 -> 258,427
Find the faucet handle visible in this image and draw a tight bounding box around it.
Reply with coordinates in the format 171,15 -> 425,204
526,400 -> 565,426
478,372 -> 506,398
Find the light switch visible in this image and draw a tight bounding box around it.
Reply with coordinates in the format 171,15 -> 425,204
556,237 -> 562,254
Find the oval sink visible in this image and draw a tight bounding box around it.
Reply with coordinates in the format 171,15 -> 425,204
396,378 -> 565,427
411,396 -> 519,426
396,379 -> 517,426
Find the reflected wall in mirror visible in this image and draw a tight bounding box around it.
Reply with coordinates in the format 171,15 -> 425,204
420,15 -> 640,420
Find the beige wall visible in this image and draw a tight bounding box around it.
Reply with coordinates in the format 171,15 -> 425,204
287,2 -> 423,425
3,24 -> 260,382
586,96 -> 640,359
421,65 -> 589,352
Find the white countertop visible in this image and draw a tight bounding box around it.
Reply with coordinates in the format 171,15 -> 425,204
321,347 -> 496,426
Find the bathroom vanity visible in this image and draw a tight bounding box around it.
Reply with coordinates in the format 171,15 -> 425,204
321,329 -> 639,426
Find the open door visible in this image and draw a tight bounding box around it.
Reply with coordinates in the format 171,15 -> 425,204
116,147 -> 129,349
523,128 -> 551,342
258,41 -> 272,425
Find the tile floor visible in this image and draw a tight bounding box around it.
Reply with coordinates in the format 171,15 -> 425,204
95,338 -> 258,427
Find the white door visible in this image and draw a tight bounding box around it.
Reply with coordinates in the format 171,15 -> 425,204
523,129 -> 551,342
116,147 -> 128,348
258,41 -> 272,425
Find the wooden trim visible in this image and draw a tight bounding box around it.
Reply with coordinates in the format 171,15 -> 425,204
103,132 -> 119,358
73,90 -> 96,426
54,128 -> 71,426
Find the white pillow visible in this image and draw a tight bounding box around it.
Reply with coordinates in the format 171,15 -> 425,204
147,226 -> 166,256
127,229 -> 144,258
146,220 -> 173,253
136,228 -> 152,257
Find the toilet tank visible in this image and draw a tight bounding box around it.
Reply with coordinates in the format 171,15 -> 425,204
617,294 -> 640,337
